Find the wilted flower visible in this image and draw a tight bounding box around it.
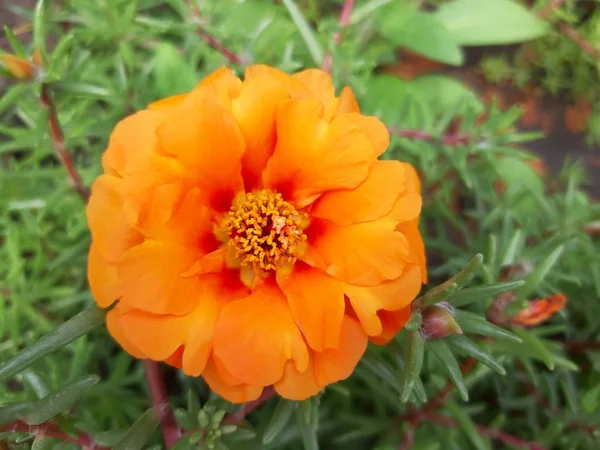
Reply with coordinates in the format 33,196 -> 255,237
0,54 -> 35,81
87,65 -> 427,403
511,294 -> 566,327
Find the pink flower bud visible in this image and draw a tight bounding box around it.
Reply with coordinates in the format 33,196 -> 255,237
421,303 -> 463,340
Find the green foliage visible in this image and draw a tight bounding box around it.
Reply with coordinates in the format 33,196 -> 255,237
1,0 -> 599,449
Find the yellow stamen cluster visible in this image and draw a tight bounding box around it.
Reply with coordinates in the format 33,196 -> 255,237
225,190 -> 307,273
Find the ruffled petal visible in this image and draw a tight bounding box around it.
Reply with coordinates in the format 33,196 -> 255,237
86,175 -> 142,263
345,264 -> 422,336
370,307 -> 412,345
244,65 -> 311,99
263,99 -> 372,208
343,113 -> 390,157
292,69 -> 336,111
182,272 -> 249,376
278,264 -> 345,351
101,110 -> 166,177
106,305 -> 147,359
148,93 -> 187,111
118,240 -> 204,315
202,356 -> 263,403
311,161 -> 405,226
334,86 -> 360,114
274,360 -> 322,400
313,316 -> 367,386
156,96 -> 245,211
88,244 -> 120,308
117,308 -> 193,361
232,77 -> 290,190
397,219 -> 428,284
303,218 -> 410,287
213,282 -> 309,386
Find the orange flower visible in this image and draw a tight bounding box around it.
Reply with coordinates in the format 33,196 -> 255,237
87,65 -> 427,403
511,294 -> 567,327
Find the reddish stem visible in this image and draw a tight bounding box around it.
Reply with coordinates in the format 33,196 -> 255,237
389,127 -> 473,147
561,339 -> 600,352
187,1 -> 242,64
557,23 -> 600,60
143,360 -> 181,449
222,387 -> 276,425
538,0 -> 567,19
425,413 -> 548,450
0,419 -> 106,449
321,0 -> 355,73
39,84 -> 89,201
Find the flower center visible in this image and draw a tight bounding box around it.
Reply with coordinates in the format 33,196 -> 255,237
225,190 -> 307,273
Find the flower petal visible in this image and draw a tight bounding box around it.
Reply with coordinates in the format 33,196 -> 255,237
87,175 -> 142,263
157,97 -> 245,211
213,282 -> 309,386
345,264 -> 423,336
106,306 -> 147,359
118,240 -> 203,315
202,356 -> 263,403
278,264 -> 345,351
370,307 -> 412,345
397,219 -> 427,284
88,244 -> 120,308
303,218 -> 410,286
274,360 -> 322,400
263,99 -> 372,207
244,65 -> 311,99
311,161 -> 406,226
117,308 -> 192,361
233,77 -> 290,190
182,272 -> 249,376
101,110 -> 166,177
313,316 -> 367,386
343,113 -> 390,157
292,69 -> 336,109
334,86 -> 360,114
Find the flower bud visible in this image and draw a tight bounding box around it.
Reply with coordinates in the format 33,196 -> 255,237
0,54 -> 36,81
421,303 -> 463,340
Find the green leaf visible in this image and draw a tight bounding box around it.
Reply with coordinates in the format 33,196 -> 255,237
434,0 -> 548,45
417,283 -> 458,308
448,254 -> 484,289
153,43 -> 197,97
24,375 -> 99,425
0,402 -> 36,426
2,26 -> 27,57
450,280 -> 525,307
113,408 -> 159,450
400,330 -> 425,402
409,76 -> 484,117
31,436 -> 54,450
351,0 -> 393,25
454,310 -> 522,343
445,401 -> 487,450
33,0 -> 46,53
361,75 -> 412,124
0,307 -> 106,382
405,312 -> 423,331
376,9 -> 464,66
515,245 -> 565,300
511,328 -> 554,370
428,341 -> 468,401
281,0 -> 324,65
262,399 -> 297,444
295,404 -> 319,450
446,335 -> 506,375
